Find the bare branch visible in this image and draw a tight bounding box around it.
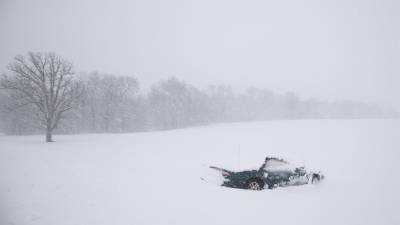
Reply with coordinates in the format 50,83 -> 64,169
0,52 -> 78,142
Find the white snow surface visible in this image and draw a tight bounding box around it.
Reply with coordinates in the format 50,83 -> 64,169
1,119 -> 400,225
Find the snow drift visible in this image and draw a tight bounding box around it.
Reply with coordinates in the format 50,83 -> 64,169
1,119 -> 399,225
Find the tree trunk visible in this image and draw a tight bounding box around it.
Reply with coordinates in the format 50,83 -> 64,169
46,126 -> 53,142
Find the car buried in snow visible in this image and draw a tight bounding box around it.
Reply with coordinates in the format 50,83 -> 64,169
210,157 -> 324,190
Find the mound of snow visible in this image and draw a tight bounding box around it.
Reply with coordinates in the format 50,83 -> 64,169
1,119 -> 400,225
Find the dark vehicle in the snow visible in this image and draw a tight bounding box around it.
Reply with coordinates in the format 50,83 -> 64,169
211,157 -> 324,190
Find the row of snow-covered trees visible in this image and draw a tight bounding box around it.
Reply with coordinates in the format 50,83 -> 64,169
0,52 -> 398,141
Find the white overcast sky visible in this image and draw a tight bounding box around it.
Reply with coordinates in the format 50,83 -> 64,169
0,0 -> 399,109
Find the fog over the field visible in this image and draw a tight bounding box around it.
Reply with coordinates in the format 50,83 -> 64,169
0,0 -> 399,109
1,2 -> 400,224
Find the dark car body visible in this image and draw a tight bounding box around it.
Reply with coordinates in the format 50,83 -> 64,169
211,157 -> 323,190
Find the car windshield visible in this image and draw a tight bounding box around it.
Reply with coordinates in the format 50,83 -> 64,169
265,159 -> 288,167
260,157 -> 291,171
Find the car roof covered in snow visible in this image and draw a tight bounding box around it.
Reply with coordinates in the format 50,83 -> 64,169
265,157 -> 288,164
263,157 -> 299,170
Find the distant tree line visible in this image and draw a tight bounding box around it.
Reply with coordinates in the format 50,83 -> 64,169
0,52 -> 398,141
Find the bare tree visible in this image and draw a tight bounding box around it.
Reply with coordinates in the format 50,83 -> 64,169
77,72 -> 139,133
0,52 -> 82,142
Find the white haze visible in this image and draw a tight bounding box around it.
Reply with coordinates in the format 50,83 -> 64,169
0,0 -> 399,109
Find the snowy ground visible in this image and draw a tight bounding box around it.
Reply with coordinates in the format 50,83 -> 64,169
1,119 -> 400,225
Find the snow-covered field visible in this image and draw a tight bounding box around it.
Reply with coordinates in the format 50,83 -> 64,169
1,119 -> 400,225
